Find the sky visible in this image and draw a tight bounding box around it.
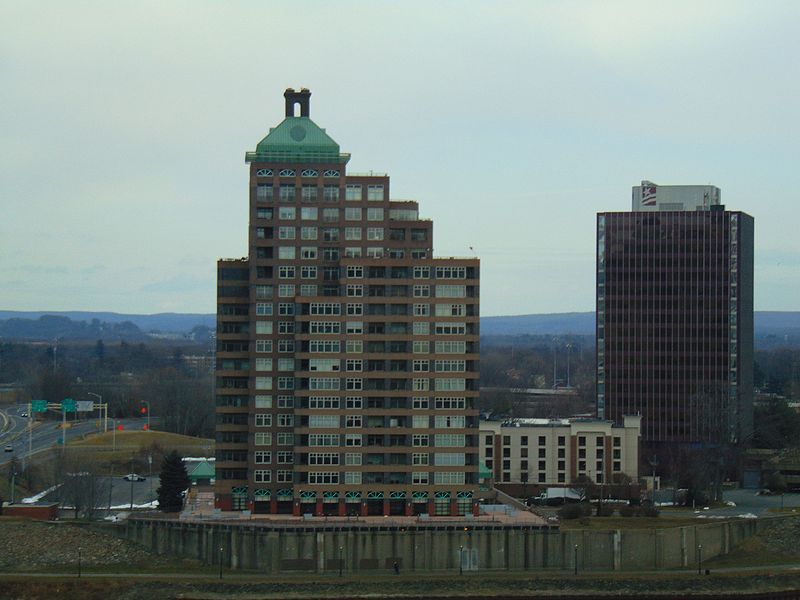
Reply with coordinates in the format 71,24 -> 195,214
1,1 -> 799,317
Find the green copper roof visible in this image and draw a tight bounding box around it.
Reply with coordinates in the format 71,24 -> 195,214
188,460 -> 215,480
246,116 -> 350,164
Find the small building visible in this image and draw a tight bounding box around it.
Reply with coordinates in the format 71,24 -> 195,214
3,503 -> 59,520
480,415 -> 641,497
188,460 -> 215,486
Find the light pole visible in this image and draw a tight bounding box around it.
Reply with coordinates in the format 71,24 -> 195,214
87,392 -> 104,433
574,544 -> 578,575
219,546 -> 224,579
697,544 -> 702,575
129,455 -> 134,511
338,545 -> 343,577
459,544 -> 463,575
141,400 -> 151,431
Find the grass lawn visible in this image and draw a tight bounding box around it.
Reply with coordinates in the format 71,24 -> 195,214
63,431 -> 212,465
559,515 -> 703,530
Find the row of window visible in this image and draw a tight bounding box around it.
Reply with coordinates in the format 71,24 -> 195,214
255,182 -> 384,202
250,339 -> 467,355
304,415 -> 466,429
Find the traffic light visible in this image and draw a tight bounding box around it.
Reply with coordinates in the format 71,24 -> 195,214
117,423 -> 124,431
140,406 -> 147,415
143,424 -> 149,431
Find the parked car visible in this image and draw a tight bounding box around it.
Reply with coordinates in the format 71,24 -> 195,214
4,444 -> 13,452
20,412 -> 28,417
123,473 -> 146,481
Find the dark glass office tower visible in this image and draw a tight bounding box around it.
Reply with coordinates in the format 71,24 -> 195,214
597,182 -> 753,447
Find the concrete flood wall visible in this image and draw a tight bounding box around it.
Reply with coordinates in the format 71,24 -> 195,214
122,516 -> 764,573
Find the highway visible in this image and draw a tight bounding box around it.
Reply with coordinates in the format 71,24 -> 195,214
0,402 -> 148,467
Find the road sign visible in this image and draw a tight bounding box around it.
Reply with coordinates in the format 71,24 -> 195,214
76,400 -> 94,412
62,398 -> 77,412
31,400 -> 47,413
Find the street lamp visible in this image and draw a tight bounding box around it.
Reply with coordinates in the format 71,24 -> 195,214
574,544 -> 579,575
87,392 -> 104,432
459,544 -> 463,575
338,545 -> 343,577
219,546 -> 224,579
697,544 -> 703,575
140,400 -> 151,431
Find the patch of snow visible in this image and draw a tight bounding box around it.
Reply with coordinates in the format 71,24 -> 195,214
725,500 -> 737,507
738,513 -> 758,519
110,500 -> 159,510
21,484 -> 61,504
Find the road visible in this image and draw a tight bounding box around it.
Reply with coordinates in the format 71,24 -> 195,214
0,403 -> 149,467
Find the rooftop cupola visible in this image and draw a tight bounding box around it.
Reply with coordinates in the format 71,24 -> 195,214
284,87 -> 311,117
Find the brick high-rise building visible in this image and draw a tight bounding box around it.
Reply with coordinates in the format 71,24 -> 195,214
215,89 -> 480,517
596,181 -> 754,449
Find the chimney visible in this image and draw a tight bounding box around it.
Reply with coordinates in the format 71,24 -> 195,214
284,88 -> 311,117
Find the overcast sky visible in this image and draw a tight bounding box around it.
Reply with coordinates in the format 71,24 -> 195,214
2,1 -> 798,317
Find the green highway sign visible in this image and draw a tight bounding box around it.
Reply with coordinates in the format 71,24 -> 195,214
31,400 -> 47,413
62,398 -> 77,412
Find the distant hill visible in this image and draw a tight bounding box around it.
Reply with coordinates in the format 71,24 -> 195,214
1,310 -> 798,347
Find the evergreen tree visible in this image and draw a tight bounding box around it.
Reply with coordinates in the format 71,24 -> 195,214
157,450 -> 190,512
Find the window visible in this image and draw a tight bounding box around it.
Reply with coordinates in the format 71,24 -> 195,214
345,377 -> 363,390
278,284 -> 295,297
436,285 -> 466,298
322,227 -> 339,241
413,340 -> 430,354
413,285 -> 430,298
345,321 -> 363,334
344,247 -> 362,258
345,396 -> 362,409
300,246 -> 318,260
255,358 -> 272,371
366,227 -> 384,240
345,434 -> 362,446
367,185 -> 384,201
277,395 -> 293,408
345,184 -> 362,201
412,415 -> 428,428
436,434 -> 465,447
366,247 -> 383,258
434,453 -> 465,466
256,302 -> 273,316
278,206 -> 296,220
277,377 -> 294,390
309,358 -> 340,372
413,266 -> 430,279
308,453 -> 339,465
346,284 -> 363,297
278,247 -> 296,261
278,302 -> 294,316
434,378 -> 465,392
277,450 -> 294,464
345,207 -> 362,221
435,359 -> 465,372
346,303 -> 363,315
310,340 -> 340,353
301,186 -> 317,202
256,340 -> 273,353
256,184 -> 273,201
278,266 -> 295,279
346,340 -> 363,353
344,472 -> 362,485
412,434 -> 429,447
255,377 -> 272,390
278,226 -> 296,240
413,360 -> 429,372
435,266 -> 466,279
413,303 -> 430,316
309,433 -> 339,446
367,207 -> 384,221
435,397 -> 466,410
254,432 -> 272,446
310,321 -> 341,334
434,415 -> 465,428
309,377 -> 340,390
413,322 -> 430,335
434,322 -> 466,335
255,414 -> 272,427
412,453 -> 429,466
346,265 -> 364,278
345,415 -> 362,428
435,303 -> 465,317
435,341 -> 466,354
278,339 -> 295,352
279,184 -> 295,202
323,185 -> 339,201
322,208 -> 339,223
277,432 -> 294,445
301,266 -> 317,279
301,227 -> 318,240
345,359 -> 363,372
345,453 -> 362,465
413,378 -> 429,391
255,395 -> 272,408
412,472 -> 429,485
310,302 -> 341,315
277,357 -> 294,370
256,321 -> 273,335
308,397 -> 340,410
254,470 -> 271,483
345,227 -> 362,240
412,397 -> 429,409
301,207 -> 318,220
255,451 -> 271,464
276,470 -> 292,483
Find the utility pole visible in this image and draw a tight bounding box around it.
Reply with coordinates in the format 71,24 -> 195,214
129,455 -> 134,511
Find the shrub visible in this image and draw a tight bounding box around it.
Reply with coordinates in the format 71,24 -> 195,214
597,504 -> 614,517
640,502 -> 660,518
557,503 -> 585,520
619,504 -> 637,517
